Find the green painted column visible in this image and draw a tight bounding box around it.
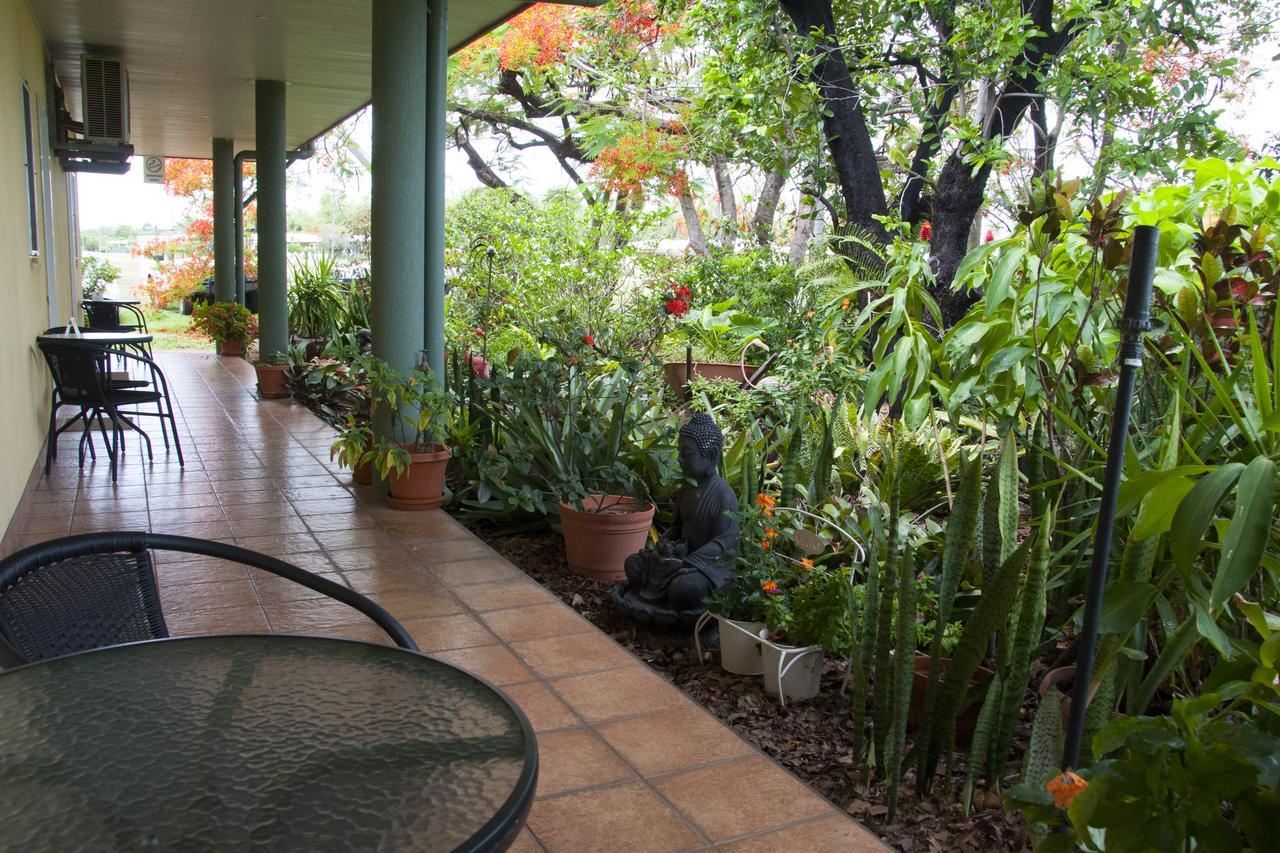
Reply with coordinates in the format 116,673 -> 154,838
371,0 -> 426,378
255,80 -> 288,358
424,0 -> 448,378
212,138 -> 235,303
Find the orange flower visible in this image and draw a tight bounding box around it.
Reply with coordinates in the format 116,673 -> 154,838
763,528 -> 779,541
755,493 -> 777,517
797,558 -> 814,571
760,580 -> 779,594
761,539 -> 773,551
1046,771 -> 1088,808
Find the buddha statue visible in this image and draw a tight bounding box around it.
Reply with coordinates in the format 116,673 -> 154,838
616,413 -> 740,618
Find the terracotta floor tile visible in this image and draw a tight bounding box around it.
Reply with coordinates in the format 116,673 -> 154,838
152,520 -> 236,540
304,511 -> 382,532
534,728 -> 636,797
527,783 -> 703,853
159,580 -> 262,612
398,613 -> 498,652
340,565 -> 433,595
311,527 -> 396,551
510,633 -> 638,680
264,598 -> 378,633
226,514 -> 312,538
291,497 -> 361,516
451,580 -> 559,613
432,644 -> 535,686
502,681 -> 579,733
480,603 -> 596,643
25,501 -> 76,518
383,511 -> 473,541
505,830 -> 543,853
718,815 -> 888,851
19,514 -> 72,535
651,756 -> 836,842
166,604 -> 270,636
325,545 -> 411,573
550,666 -> 685,724
233,532 -> 321,557
249,570 -> 345,603
367,589 -> 463,620
596,706 -> 751,777
155,560 -> 251,587
429,557 -> 527,588
415,537 -> 501,566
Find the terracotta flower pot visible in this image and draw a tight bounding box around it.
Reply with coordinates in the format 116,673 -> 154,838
558,495 -> 655,581
217,338 -> 245,357
352,436 -> 374,486
254,363 -> 290,399
386,445 -> 451,510
909,654 -> 996,745
662,361 -> 760,398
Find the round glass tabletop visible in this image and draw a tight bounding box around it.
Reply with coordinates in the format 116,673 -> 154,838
0,635 -> 536,851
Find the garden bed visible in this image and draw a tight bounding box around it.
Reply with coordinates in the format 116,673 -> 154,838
472,523 -> 1031,852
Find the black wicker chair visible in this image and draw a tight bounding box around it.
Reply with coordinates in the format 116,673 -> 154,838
38,338 -> 184,481
0,532 -> 418,668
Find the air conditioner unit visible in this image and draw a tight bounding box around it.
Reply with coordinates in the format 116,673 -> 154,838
80,55 -> 129,145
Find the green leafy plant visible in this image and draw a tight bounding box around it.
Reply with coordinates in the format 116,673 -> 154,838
80,256 -> 121,300
288,251 -> 345,339
190,301 -> 258,343
364,359 -> 453,480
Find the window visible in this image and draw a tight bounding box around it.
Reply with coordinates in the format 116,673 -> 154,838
22,80 -> 39,257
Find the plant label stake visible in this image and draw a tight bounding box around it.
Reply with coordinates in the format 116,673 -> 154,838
1062,225 -> 1159,770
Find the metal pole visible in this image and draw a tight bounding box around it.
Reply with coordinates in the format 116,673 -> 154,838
1061,224 -> 1159,769
424,0 -> 449,377
255,79 -> 288,358
211,138 -> 235,303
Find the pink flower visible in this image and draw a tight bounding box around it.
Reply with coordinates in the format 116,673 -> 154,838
467,353 -> 490,379
474,327 -> 486,338
985,229 -> 995,243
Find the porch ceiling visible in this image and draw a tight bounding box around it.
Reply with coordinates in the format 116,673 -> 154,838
31,0 -> 600,159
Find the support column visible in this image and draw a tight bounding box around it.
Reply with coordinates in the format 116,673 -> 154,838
233,150 -> 251,305
255,79 -> 288,358
212,138 -> 236,303
424,0 -> 449,377
371,0 -> 426,377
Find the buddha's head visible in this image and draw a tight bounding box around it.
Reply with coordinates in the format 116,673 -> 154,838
678,413 -> 723,480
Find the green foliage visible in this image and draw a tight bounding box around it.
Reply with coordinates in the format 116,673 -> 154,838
288,251 -> 346,339
190,301 -> 257,343
79,256 -> 121,300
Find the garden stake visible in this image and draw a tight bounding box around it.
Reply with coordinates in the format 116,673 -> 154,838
1061,224 -> 1158,770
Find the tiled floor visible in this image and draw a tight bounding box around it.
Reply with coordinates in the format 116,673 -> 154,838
3,352 -> 886,852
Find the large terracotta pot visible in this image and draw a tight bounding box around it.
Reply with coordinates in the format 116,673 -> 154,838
662,361 -> 760,398
558,494 -> 655,580
254,363 -> 290,399
217,338 -> 245,357
386,445 -> 451,510
909,654 -> 996,745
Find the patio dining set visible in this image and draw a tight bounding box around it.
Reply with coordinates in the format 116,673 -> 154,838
1,310 -> 540,851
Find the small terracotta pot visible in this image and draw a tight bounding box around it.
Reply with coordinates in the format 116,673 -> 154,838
662,361 -> 760,398
217,338 -> 245,357
558,494 -> 655,580
386,445 -> 451,510
254,363 -> 290,399
351,435 -> 375,486
909,654 -> 996,746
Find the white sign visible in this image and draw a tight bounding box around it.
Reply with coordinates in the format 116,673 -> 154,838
142,155 -> 165,184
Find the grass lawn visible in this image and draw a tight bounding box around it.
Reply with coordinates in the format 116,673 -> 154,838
144,308 -> 212,351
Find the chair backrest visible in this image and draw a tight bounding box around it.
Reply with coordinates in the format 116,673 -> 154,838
37,339 -> 113,409
82,301 -> 128,330
0,532 -> 417,667
0,536 -> 167,667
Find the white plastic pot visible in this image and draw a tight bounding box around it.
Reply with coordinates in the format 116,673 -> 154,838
695,613 -> 766,676
759,629 -> 823,706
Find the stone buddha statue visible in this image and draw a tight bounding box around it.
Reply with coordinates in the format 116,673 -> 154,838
618,413 -> 740,614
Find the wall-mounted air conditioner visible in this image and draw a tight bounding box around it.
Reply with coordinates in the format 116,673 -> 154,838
80,55 -> 129,145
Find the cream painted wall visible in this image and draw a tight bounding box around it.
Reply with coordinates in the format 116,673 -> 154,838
0,0 -> 72,541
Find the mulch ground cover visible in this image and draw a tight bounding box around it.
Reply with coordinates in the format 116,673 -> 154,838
471,523 -> 1030,852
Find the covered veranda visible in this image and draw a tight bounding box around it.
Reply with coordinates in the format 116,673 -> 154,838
1,0 -> 882,848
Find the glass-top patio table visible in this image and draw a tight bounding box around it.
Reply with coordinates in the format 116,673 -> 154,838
0,635 -> 538,852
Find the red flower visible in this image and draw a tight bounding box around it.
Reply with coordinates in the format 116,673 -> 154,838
582,334 -> 596,347
665,297 -> 689,317
919,221 -> 933,241
675,284 -> 691,299
985,229 -> 995,243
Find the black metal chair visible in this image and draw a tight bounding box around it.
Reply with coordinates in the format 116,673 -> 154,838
38,338 -> 184,481
81,301 -> 153,358
0,532 -> 418,668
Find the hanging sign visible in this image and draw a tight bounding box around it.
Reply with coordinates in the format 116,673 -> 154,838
142,155 -> 165,184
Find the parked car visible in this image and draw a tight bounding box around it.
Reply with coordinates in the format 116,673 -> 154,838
182,278 -> 258,314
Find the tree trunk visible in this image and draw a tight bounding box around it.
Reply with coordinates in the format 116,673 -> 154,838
777,0 -> 888,241
790,196 -> 817,266
752,170 -> 787,246
712,156 -> 739,245
678,191 -> 711,257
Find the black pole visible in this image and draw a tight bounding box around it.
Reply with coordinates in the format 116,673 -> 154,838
1062,224 -> 1159,769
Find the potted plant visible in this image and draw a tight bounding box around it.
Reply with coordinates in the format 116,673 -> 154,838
288,252 -> 345,358
660,294 -> 774,397
254,351 -> 292,399
191,301 -> 258,357
332,416 -> 375,486
364,358 -> 453,510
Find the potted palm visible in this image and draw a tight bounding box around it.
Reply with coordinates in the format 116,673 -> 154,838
191,302 -> 258,357
254,351 -> 292,399
364,358 -> 453,510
